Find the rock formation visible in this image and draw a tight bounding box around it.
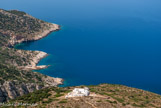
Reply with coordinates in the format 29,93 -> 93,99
0,9 -> 62,102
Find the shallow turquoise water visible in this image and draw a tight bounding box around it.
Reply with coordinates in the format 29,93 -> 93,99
1,0 -> 161,94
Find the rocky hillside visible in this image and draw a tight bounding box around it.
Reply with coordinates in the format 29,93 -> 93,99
4,84 -> 161,108
0,8 -> 161,108
0,9 -> 62,102
0,9 -> 59,47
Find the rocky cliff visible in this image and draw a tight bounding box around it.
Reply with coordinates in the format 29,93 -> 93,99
0,76 -> 63,102
0,9 -> 59,47
0,9 -> 62,102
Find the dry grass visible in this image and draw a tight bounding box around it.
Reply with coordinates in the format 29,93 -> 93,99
5,84 -> 161,108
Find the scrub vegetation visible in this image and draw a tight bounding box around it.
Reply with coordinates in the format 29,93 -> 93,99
0,9 -> 48,84
3,84 -> 161,108
0,8 -> 60,102
0,8 -> 161,108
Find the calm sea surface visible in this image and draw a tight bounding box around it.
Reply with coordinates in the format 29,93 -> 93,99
1,0 -> 161,94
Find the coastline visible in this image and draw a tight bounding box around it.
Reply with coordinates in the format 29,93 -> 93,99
21,51 -> 49,70
0,9 -> 64,102
30,23 -> 60,41
14,23 -> 64,85
17,23 -> 60,70
27,23 -> 60,70
9,23 -> 60,46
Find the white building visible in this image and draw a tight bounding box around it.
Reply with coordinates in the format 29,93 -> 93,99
65,87 -> 90,98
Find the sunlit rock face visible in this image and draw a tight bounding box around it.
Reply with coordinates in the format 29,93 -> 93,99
65,87 -> 90,98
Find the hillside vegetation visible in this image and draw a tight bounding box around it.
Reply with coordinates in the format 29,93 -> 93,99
0,9 -> 57,46
0,9 -> 61,102
0,8 -> 160,108
5,84 -> 161,108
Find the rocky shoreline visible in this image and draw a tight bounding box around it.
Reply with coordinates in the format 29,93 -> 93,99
9,23 -> 60,47
12,23 -> 64,86
0,24 -> 63,102
15,23 -> 60,71
22,51 -> 48,70
0,9 -> 63,102
14,23 -> 60,70
20,24 -> 63,85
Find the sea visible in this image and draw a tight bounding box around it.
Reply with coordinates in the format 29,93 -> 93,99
1,0 -> 161,94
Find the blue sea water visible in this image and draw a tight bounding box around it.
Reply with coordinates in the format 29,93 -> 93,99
1,0 -> 161,94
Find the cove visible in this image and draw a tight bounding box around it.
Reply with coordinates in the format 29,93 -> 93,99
1,0 -> 161,94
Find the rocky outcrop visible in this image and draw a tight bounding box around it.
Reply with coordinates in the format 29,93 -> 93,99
42,76 -> 63,87
0,9 -> 63,103
8,23 -> 60,47
0,9 -> 60,47
0,81 -> 42,102
19,51 -> 48,70
0,76 -> 63,102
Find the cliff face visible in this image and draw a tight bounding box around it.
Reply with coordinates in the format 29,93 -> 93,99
0,9 -> 62,102
0,62 -> 63,102
0,81 -> 43,102
0,76 -> 63,102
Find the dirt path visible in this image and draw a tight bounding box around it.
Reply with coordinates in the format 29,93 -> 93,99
84,100 -> 97,108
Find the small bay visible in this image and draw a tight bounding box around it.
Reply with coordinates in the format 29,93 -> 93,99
2,0 -> 161,94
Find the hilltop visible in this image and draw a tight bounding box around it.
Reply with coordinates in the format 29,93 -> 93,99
4,84 -> 161,108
